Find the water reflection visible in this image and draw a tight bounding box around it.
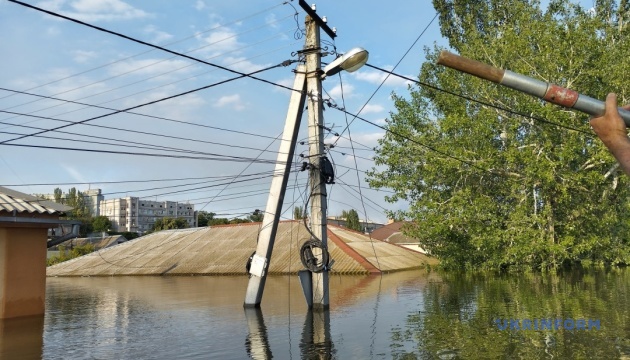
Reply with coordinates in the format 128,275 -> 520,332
244,308 -> 272,359
31,269 -> 630,359
300,310 -> 334,359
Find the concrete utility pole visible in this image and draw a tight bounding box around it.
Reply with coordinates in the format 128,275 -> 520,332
243,64 -> 306,307
304,14 -> 329,310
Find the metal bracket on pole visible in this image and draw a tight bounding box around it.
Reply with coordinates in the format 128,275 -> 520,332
243,64 -> 306,308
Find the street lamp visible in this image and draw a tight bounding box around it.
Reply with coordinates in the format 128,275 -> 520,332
322,47 -> 369,78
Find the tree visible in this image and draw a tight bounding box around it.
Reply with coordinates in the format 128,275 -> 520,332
294,206 -> 306,220
53,187 -> 63,204
91,216 -> 112,232
151,217 -> 190,232
249,210 -> 264,222
342,209 -> 362,232
197,211 -> 215,227
368,0 -> 630,270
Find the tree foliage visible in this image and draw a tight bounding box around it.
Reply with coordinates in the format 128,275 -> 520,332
91,216 -> 112,232
197,211 -> 215,227
151,217 -> 190,232
47,244 -> 95,266
368,0 -> 630,270
342,209 -> 362,232
249,210 -> 264,222
294,206 -> 306,220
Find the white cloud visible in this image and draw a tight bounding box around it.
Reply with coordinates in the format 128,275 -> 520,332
328,83 -> 354,99
353,69 -> 413,87
213,94 -> 245,111
221,56 -> 270,73
265,13 -> 278,28
331,131 -> 384,149
196,27 -> 242,55
36,0 -> 151,22
107,58 -> 194,79
143,25 -> 173,44
360,103 -> 384,115
194,1 -> 206,11
73,50 -> 97,63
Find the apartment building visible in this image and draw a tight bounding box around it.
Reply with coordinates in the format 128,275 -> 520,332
100,197 -> 197,233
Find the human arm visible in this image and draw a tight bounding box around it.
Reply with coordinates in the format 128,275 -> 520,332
589,93 -> 630,176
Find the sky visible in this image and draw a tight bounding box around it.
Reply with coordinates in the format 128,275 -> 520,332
0,0 -> 593,224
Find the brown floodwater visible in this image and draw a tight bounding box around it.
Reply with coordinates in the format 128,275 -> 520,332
2,268 -> 630,359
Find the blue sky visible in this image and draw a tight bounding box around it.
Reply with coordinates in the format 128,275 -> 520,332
0,0 -> 593,223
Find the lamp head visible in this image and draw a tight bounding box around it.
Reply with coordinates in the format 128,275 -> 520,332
322,47 -> 369,78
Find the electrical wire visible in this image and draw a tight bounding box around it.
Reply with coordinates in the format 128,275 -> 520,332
1,29 -> 299,123
0,110 -> 286,157
331,13 -> 439,147
0,143 -> 283,165
0,170 -> 286,188
0,87 -> 285,142
0,62 -> 291,144
8,0 -> 301,93
364,63 -> 594,136
0,1 -> 289,102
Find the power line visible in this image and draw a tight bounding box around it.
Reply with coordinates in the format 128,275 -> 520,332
8,0 -> 300,93
1,27 -> 298,120
0,1 -> 289,102
0,62 -> 291,144
0,108 -> 285,156
0,126 -> 281,159
0,170 -> 288,187
364,63 -> 594,136
0,87 -> 283,142
0,143 -> 283,165
331,13 -> 439,147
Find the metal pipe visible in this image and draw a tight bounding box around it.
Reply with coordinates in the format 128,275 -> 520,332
437,51 -> 630,126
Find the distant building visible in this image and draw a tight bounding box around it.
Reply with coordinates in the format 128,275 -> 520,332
370,221 -> 427,254
326,216 -> 384,234
100,197 -> 197,233
38,188 -> 103,217
83,189 -> 104,217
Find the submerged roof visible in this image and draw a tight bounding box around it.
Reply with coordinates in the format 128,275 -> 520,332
370,221 -> 417,244
51,235 -> 128,251
0,186 -> 71,214
47,221 -> 437,276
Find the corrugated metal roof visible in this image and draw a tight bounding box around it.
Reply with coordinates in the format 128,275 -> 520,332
0,186 -> 71,214
50,235 -> 127,251
47,221 -> 438,277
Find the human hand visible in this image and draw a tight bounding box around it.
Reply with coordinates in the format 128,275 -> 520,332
589,93 -> 630,148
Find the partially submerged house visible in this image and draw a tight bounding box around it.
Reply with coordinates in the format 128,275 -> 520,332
47,221 -> 438,276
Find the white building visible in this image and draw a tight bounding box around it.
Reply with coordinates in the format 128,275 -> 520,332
83,188 -> 104,217
100,197 -> 197,233
326,216 -> 384,234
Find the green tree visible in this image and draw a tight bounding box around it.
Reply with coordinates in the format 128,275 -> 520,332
294,206 -> 306,220
151,217 -> 190,232
342,209 -> 362,232
368,0 -> 630,270
47,243 -> 95,266
249,210 -> 264,222
197,211 -> 215,227
91,216 -> 112,232
53,187 -> 63,204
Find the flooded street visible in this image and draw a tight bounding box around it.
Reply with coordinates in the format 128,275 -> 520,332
4,269 -> 630,359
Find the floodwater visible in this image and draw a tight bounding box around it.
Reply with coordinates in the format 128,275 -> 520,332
3,269 -> 630,359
